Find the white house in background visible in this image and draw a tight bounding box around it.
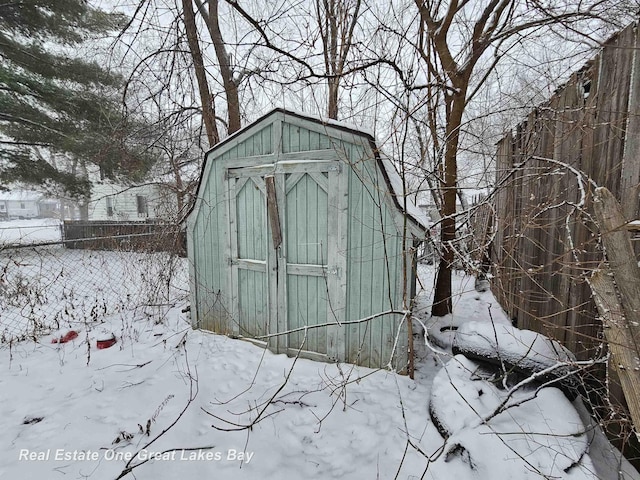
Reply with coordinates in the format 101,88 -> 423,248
0,191 -> 80,220
416,187 -> 492,222
88,182 -> 176,221
0,190 -> 42,219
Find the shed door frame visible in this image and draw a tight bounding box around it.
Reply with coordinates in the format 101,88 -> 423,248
227,159 -> 348,361
228,172 -> 270,341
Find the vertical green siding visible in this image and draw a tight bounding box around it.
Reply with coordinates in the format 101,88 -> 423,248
287,275 -> 327,353
192,157 -> 231,333
220,125 -> 273,160
191,124 -> 273,336
285,173 -> 329,354
343,142 -> 408,370
238,269 -> 268,337
285,174 -> 329,264
235,179 -> 268,337
282,123 -> 332,153
236,180 -> 266,261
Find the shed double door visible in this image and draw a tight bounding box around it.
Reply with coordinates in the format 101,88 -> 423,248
228,161 -> 341,357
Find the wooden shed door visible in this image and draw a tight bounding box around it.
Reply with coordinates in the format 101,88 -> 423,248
229,174 -> 269,338
228,161 -> 342,357
283,170 -> 331,354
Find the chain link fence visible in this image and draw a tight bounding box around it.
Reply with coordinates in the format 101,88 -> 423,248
0,221 -> 188,343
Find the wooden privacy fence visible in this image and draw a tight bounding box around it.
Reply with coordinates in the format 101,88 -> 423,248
491,21 -> 640,360
62,221 -> 186,256
488,23 -> 640,444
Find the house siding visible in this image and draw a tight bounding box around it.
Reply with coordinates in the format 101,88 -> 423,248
0,191 -> 42,219
88,184 -> 176,221
4,199 -> 39,219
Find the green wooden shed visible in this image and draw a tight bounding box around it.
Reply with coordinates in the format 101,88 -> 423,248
187,109 -> 428,371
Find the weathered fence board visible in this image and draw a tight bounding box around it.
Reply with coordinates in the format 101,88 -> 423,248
62,221 -> 185,255
591,187 -> 640,439
492,23 -> 640,362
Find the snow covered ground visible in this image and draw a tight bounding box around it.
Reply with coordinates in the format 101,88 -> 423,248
0,258 -> 637,479
0,219 -> 62,246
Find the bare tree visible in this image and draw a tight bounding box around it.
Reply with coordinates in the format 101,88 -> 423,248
108,0 -> 263,214
115,0 -> 629,318
116,0 -> 252,150
409,0 -> 620,316
316,0 -> 362,119
183,0 -> 220,146
193,0 -> 242,134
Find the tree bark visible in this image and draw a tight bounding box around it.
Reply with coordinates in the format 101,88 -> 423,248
328,77 -> 339,119
182,0 -> 219,148
590,269 -> 640,440
204,0 -> 241,134
593,187 -> 640,353
71,159 -> 91,221
317,0 -> 360,120
432,92 -> 465,316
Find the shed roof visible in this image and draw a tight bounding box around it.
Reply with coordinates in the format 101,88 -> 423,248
189,108 -> 430,232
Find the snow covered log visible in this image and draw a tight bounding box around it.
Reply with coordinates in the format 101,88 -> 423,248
452,321 -> 581,399
429,355 -> 590,476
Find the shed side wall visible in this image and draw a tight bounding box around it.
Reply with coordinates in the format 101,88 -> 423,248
340,141 -> 409,372
191,154 -> 232,333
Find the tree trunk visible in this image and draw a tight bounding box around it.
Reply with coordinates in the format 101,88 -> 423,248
182,0 -> 219,147
205,0 -> 241,134
328,77 -> 339,119
432,93 -> 465,316
172,159 -> 184,214
326,0 -> 339,120
316,0 -> 360,120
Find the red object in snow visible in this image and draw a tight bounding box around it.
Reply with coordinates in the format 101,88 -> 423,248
51,330 -> 79,344
96,335 -> 116,349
